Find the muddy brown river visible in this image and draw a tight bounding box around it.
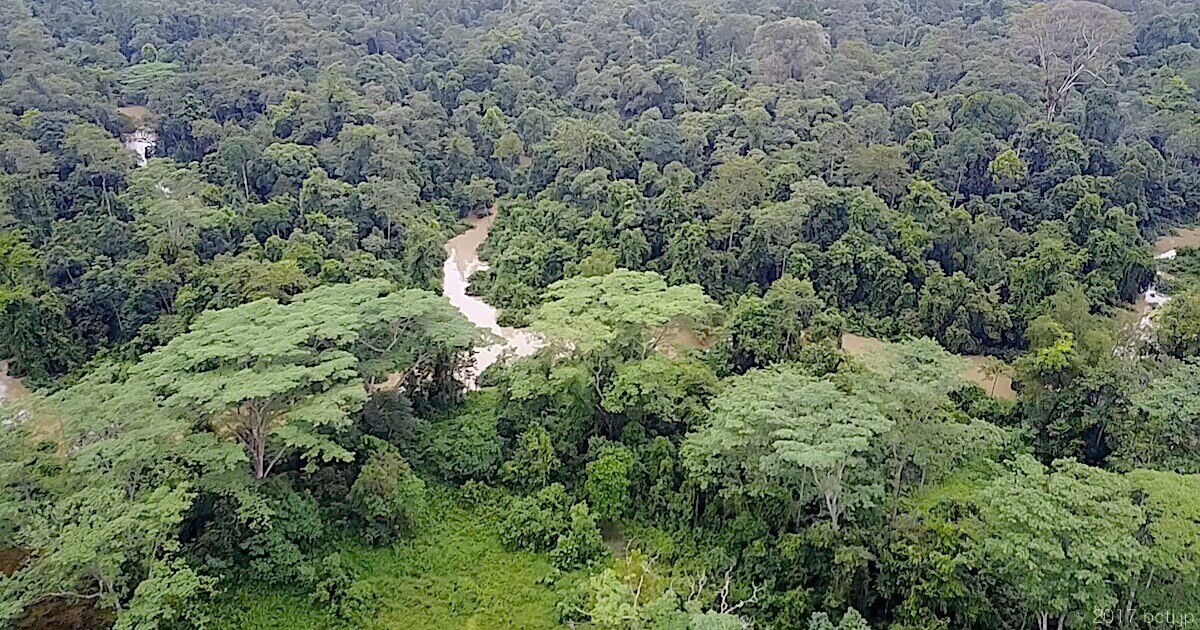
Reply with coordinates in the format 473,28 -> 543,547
442,214 -> 543,388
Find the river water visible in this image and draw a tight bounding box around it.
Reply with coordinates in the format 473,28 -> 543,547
1131,227 -> 1200,331
442,214 -> 543,388
117,105 -> 156,167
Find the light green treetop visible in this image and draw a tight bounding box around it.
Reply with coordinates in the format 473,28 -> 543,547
967,456 -> 1144,629
683,366 -> 892,529
531,269 -> 719,355
135,278 -> 478,479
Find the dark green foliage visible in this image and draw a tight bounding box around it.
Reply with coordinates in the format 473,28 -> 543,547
419,391 -> 502,483
4,0 -> 1200,627
350,448 -> 428,544
499,484 -> 572,553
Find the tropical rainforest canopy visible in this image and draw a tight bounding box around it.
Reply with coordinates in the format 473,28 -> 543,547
2,0 -> 1200,627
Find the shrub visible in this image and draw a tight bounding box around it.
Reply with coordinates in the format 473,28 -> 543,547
585,443 -> 635,523
351,449 -> 428,544
550,503 -> 606,570
499,483 -> 570,552
459,479 -> 504,509
309,552 -> 379,620
500,423 -> 560,491
420,397 -> 501,482
239,489 -> 326,586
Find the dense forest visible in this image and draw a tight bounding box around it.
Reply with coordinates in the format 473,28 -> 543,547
2,0 -> 1200,627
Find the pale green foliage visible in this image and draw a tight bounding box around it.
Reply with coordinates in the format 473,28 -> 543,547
550,502 -> 607,570
500,483 -> 571,552
586,564 -> 689,629
208,488 -> 562,627
1123,468 -> 1200,612
0,483 -> 197,620
493,129 -> 525,162
1125,470 -> 1200,612
967,456 -> 1144,626
48,363 -> 247,492
0,362 -> 242,624
115,555 -> 217,630
308,552 -> 373,620
137,289 -> 364,478
987,148 -> 1028,188
583,550 -> 750,629
296,279 -> 481,388
683,366 -> 892,529
1157,290 -> 1200,358
853,338 -> 965,413
602,355 -> 717,428
689,610 -> 748,629
135,278 -> 476,479
749,18 -> 831,83
62,122 -> 136,204
531,269 -> 719,355
808,608 -> 871,630
853,338 -> 1007,511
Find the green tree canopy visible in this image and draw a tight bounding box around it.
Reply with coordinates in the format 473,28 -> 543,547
683,366 -> 892,529
531,269 -> 719,355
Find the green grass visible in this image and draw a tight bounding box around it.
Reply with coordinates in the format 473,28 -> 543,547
207,496 -> 565,629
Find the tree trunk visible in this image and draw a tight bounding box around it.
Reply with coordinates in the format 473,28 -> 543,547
824,490 -> 839,530
890,457 -> 905,521
248,424 -> 267,480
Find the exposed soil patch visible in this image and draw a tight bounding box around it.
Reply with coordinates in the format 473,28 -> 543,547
16,599 -> 112,630
1152,226 -> 1200,256
0,547 -> 29,576
116,104 -> 152,125
841,333 -> 1016,400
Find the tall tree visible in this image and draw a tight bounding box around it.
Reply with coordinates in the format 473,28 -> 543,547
135,279 -> 476,479
1010,1 -> 1131,120
683,367 -> 892,530
748,18 -> 831,84
968,456 -> 1144,630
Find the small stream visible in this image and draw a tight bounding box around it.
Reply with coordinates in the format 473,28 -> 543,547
1133,245 -> 1189,332
118,105 -> 156,167
123,131 -> 156,167
442,213 -> 543,388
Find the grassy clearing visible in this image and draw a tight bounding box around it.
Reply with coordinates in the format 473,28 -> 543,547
207,496 -> 564,630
